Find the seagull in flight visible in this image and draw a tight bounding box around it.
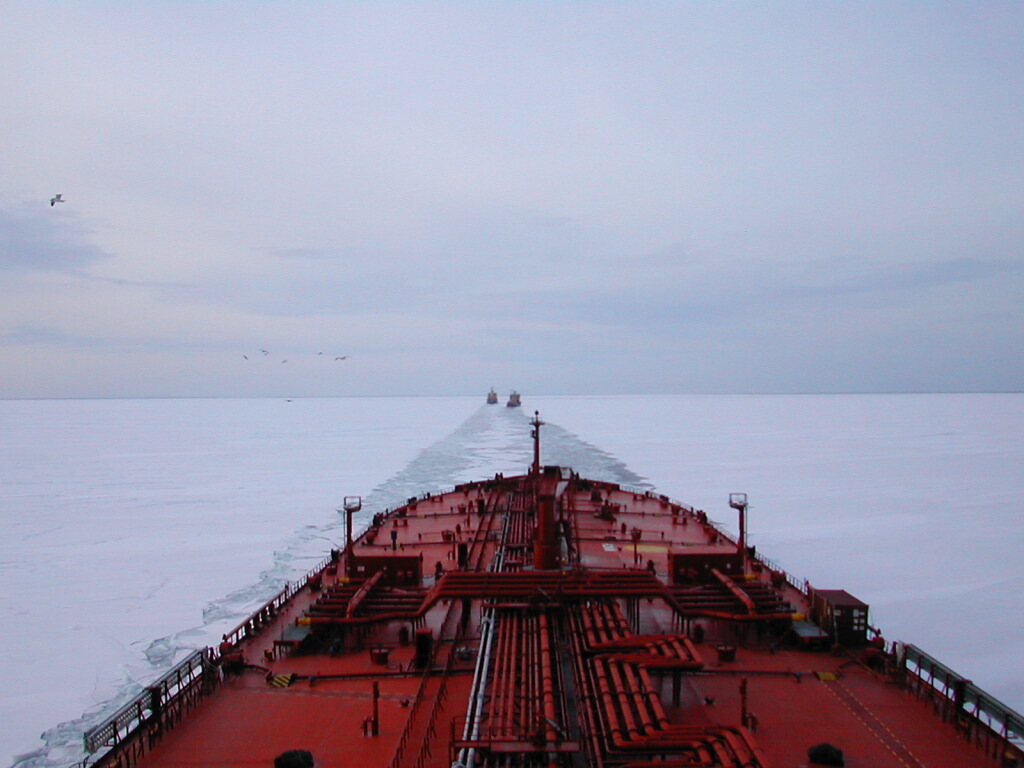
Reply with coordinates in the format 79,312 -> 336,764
50,194 -> 65,207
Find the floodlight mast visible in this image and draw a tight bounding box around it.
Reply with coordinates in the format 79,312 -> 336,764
339,496 -> 362,577
729,493 -> 749,563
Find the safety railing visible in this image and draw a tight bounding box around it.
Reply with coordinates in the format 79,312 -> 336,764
902,644 -> 1024,763
220,553 -> 335,646
619,483 -> 811,597
82,649 -> 212,766
385,598 -> 463,768
81,553 -> 335,766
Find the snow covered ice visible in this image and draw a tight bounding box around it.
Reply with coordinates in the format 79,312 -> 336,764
1,394 -> 1021,767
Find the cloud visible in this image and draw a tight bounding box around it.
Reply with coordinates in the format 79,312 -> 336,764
0,200 -> 112,273
2,325 -> 87,347
1,4 -> 1023,396
876,257 -> 1022,294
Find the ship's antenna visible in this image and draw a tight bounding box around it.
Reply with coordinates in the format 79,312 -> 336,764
530,410 -> 544,476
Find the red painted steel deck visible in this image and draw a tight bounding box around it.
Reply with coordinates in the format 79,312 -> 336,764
86,445 -> 1019,768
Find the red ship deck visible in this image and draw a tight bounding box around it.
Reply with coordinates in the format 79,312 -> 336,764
84,421 -> 1022,768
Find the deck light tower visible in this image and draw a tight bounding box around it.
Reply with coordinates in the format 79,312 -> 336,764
729,493 -> 748,565
339,496 -> 362,577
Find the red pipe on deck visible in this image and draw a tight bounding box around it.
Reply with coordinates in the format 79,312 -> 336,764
580,606 -> 597,649
528,614 -> 540,740
623,662 -> 659,735
539,613 -> 558,744
612,602 -> 631,637
569,623 -> 607,768
637,665 -> 671,729
346,570 -> 384,617
710,567 -> 757,615
592,658 -> 624,746
506,614 -> 522,739
607,661 -> 644,739
501,613 -> 521,739
534,487 -> 558,570
597,604 -> 612,646
490,613 -> 511,738
508,614 -> 523,738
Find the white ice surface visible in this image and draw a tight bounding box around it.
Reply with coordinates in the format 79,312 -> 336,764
1,394 -> 1021,766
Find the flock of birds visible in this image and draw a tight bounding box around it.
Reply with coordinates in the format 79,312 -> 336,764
242,349 -> 349,364
50,195 -> 351,370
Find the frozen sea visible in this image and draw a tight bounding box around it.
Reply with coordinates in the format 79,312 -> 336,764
1,393 -> 1021,767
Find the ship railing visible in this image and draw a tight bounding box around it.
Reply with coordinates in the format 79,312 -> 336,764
615,483 -> 814,597
386,597 -> 463,768
387,499 -> 493,768
82,649 -> 211,763
221,553 -> 334,647
385,634 -> 435,768
750,551 -> 810,596
410,606 -> 462,768
398,495 -> 511,768
902,644 -> 1024,761
81,553 -> 338,767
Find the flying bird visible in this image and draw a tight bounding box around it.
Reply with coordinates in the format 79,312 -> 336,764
50,194 -> 65,206
335,356 -> 348,361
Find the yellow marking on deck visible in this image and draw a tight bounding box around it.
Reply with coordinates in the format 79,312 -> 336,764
271,673 -> 298,688
636,544 -> 668,553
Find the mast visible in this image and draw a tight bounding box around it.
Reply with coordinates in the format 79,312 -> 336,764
531,411 -> 558,570
729,493 -> 748,566
530,410 -> 544,477
340,496 -> 362,577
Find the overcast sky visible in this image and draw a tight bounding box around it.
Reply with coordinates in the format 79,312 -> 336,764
2,2 -> 1021,398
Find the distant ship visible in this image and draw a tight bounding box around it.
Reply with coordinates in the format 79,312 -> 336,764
506,390 -> 521,407
486,387 -> 498,404
80,412 -> 1023,768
